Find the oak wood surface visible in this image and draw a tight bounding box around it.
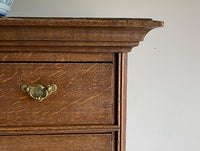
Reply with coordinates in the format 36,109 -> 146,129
0,133 -> 112,151
116,54 -> 122,151
0,26 -> 151,42
0,17 -> 164,27
0,63 -> 114,126
120,53 -> 128,151
0,40 -> 139,47
0,17 -> 163,52
0,52 -> 113,62
0,125 -> 120,135
0,46 -> 133,53
0,17 -> 163,150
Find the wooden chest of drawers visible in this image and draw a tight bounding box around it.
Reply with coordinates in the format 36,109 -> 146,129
0,17 -> 163,151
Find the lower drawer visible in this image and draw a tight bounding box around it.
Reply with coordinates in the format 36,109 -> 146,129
0,133 -> 112,151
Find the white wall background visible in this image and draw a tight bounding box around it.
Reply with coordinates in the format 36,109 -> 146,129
8,0 -> 200,151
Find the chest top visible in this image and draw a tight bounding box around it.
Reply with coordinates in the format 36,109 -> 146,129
0,17 -> 163,52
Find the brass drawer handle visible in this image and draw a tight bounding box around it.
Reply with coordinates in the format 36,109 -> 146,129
21,84 -> 57,102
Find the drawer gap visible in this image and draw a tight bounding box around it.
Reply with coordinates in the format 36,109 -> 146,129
0,61 -> 113,64
0,132 -> 112,137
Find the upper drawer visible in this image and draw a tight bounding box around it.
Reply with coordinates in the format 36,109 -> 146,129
0,62 -> 115,127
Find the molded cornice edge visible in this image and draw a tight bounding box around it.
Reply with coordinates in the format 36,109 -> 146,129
0,17 -> 164,52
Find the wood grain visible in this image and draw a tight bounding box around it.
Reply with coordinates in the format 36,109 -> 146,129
0,17 -> 164,28
0,133 -> 112,151
0,63 -> 115,126
0,17 -> 163,52
0,26 -> 150,42
0,125 -> 120,135
115,53 -> 128,151
120,53 -> 128,151
0,17 -> 164,150
0,52 -> 113,62
0,40 -> 139,47
0,46 -> 133,53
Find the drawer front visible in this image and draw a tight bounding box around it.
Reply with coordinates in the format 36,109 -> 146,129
0,134 -> 112,151
0,63 -> 114,126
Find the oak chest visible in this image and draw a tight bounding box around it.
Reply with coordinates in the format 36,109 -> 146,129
0,17 -> 163,151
